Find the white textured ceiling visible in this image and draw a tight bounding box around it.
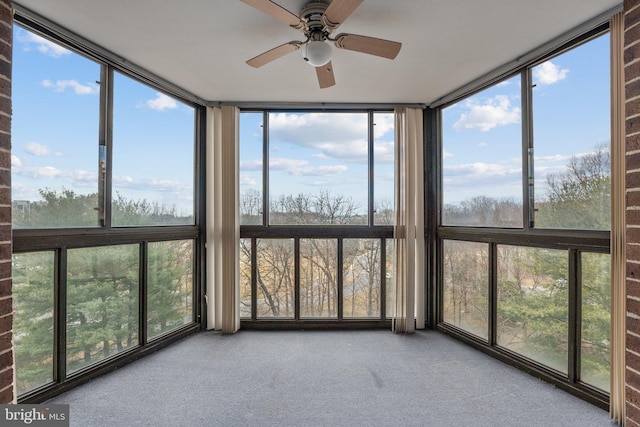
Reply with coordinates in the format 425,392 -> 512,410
14,0 -> 621,104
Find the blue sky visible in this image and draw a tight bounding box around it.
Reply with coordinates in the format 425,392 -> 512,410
12,24 -> 610,220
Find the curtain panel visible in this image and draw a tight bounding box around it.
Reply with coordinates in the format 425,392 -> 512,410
610,11 -> 625,424
206,106 -> 240,334
393,107 -> 425,333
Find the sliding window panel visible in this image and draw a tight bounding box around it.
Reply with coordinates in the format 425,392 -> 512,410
497,245 -> 568,374
66,245 -> 139,374
580,252 -> 610,392
532,33 -> 610,230
442,240 -> 489,340
239,112 -> 264,225
256,239 -> 294,319
239,238 -> 252,319
268,112 -> 368,225
374,112 -> 395,225
147,240 -> 194,340
343,239 -> 381,318
13,251 -> 55,395
112,72 -> 195,226
12,25 -> 100,228
441,75 -> 523,228
300,239 -> 338,318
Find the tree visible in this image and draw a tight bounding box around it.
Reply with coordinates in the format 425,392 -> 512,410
536,144 -> 610,229
443,196 -> 521,227
13,252 -> 55,394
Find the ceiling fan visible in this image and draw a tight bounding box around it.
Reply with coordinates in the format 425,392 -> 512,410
239,0 -> 402,89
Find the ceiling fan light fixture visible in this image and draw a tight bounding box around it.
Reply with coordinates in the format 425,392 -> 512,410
303,40 -> 332,67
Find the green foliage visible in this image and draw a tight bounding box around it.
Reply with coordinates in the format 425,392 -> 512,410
14,188 -> 98,228
536,145 -> 610,230
13,188 -> 192,228
13,252 -> 55,394
66,245 -> 139,372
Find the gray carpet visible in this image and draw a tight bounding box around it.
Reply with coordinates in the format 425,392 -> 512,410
48,330 -> 615,427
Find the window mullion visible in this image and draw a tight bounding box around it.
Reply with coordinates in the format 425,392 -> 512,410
522,68 -> 534,230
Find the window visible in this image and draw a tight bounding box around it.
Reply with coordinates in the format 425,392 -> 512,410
256,239 -> 294,319
442,240 -> 489,340
66,245 -> 139,374
240,110 -> 394,322
13,251 -> 55,394
497,246 -> 568,374
580,252 -> 610,391
438,28 -> 611,402
442,75 -> 523,228
239,112 -> 264,225
147,240 -> 194,340
373,112 -> 395,225
112,73 -> 195,226
12,18 -> 200,399
343,239 -> 381,318
532,34 -> 610,230
12,25 -> 100,228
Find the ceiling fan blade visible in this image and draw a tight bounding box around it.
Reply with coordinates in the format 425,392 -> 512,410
334,33 -> 402,59
322,0 -> 364,30
239,0 -> 303,28
316,61 -> 336,89
246,41 -> 302,68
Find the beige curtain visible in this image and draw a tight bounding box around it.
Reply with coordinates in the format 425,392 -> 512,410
610,11 -> 625,424
206,106 -> 240,334
392,107 -> 425,333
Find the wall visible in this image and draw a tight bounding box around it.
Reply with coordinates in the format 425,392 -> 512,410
628,0 -> 640,425
0,0 -> 11,405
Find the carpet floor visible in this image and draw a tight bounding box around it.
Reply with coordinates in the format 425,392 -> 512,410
48,330 -> 616,427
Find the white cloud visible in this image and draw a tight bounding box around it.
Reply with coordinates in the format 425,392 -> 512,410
25,142 -> 61,157
453,95 -> 521,132
443,149 -> 454,159
268,112 -> 394,164
240,174 -> 257,186
113,175 -> 191,193
269,157 -> 347,176
478,143 -> 488,147
42,79 -> 99,95
15,165 -> 62,179
139,93 -> 178,111
240,159 -> 263,171
533,61 -> 569,85
11,155 -> 21,167
19,31 -> 70,58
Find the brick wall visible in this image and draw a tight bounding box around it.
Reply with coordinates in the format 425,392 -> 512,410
629,0 -> 640,425
0,0 -> 11,405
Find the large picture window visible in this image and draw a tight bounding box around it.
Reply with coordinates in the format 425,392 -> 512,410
12,21 -> 199,400
438,27 -> 611,404
240,110 -> 394,322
